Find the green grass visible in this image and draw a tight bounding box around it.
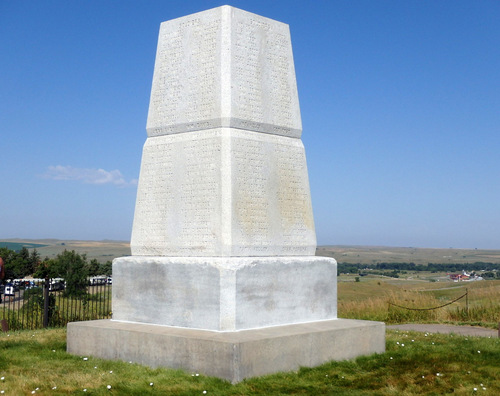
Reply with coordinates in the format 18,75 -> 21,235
1,328 -> 499,395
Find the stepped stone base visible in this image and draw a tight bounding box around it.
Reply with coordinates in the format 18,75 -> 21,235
67,318 -> 385,383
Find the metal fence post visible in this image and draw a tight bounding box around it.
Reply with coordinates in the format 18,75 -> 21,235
466,288 -> 469,317
43,277 -> 50,328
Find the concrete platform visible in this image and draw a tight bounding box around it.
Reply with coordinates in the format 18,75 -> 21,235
67,318 -> 385,383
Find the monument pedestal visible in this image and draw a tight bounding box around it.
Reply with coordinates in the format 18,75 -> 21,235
67,255 -> 385,383
67,318 -> 385,383
111,256 -> 337,331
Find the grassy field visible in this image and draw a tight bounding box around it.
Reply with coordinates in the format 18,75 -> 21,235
317,246 -> 500,265
1,240 -> 499,393
0,328 -> 498,395
0,239 -> 131,263
337,275 -> 500,328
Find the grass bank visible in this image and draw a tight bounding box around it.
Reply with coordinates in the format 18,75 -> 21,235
1,328 -> 499,395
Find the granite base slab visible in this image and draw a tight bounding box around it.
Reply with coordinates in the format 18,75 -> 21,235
67,318 -> 385,383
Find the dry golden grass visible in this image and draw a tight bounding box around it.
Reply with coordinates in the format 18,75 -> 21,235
338,278 -> 500,327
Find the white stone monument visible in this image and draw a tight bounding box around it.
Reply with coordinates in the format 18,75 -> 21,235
67,6 -> 385,383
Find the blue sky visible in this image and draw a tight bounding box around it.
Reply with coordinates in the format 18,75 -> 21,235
1,1 -> 499,249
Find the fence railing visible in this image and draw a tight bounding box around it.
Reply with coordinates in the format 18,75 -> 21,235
1,281 -> 112,331
388,288 -> 469,312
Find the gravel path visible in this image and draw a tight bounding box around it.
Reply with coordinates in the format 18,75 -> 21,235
387,324 -> 498,338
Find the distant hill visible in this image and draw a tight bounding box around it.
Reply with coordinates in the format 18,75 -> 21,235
317,245 -> 500,265
1,239 -> 499,265
0,241 -> 49,251
0,239 -> 130,263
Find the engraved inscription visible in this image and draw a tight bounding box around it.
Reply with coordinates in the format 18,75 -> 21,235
178,135 -> 221,254
275,141 -> 314,254
232,16 -> 298,133
231,131 -> 315,255
147,15 -> 221,132
233,137 -> 270,251
132,8 -> 314,257
131,132 -> 222,256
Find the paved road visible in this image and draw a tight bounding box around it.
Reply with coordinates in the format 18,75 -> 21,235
387,324 -> 498,338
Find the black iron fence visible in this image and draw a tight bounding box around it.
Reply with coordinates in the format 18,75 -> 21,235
0,280 -> 111,331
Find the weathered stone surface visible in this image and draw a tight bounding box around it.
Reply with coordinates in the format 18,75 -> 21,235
131,6 -> 311,257
67,319 -> 386,383
113,256 -> 337,331
146,5 -> 302,138
131,128 -> 315,256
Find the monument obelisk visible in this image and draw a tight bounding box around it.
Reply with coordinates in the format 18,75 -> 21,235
67,6 -> 385,382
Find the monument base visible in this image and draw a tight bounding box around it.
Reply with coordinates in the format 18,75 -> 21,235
67,319 -> 385,383
112,256 -> 338,331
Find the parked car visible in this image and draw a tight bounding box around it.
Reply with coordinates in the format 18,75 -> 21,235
49,280 -> 65,291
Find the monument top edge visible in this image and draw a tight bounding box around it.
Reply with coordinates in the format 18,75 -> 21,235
160,5 -> 289,28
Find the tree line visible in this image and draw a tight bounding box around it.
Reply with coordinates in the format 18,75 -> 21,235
338,262 -> 500,278
0,247 -> 112,297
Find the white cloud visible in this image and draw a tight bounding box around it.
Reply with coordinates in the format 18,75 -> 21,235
44,165 -> 137,187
